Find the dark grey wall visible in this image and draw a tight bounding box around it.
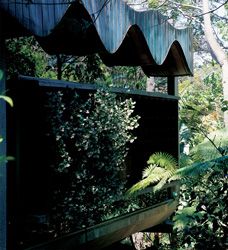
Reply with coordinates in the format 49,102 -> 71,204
0,15 -> 7,250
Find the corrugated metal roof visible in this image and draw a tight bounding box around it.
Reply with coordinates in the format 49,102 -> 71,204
0,0 -> 193,76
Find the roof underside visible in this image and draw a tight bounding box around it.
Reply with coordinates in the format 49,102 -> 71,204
0,0 -> 193,76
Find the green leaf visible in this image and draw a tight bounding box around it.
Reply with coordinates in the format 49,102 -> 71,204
127,152 -> 178,195
0,69 -> 3,80
6,156 -> 15,161
147,152 -> 177,170
0,155 -> 15,164
195,211 -> 206,220
0,95 -> 14,107
173,206 -> 197,231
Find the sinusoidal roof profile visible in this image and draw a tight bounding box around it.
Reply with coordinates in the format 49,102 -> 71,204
0,0 -> 193,76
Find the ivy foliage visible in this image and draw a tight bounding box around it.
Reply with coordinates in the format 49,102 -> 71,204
46,89 -> 140,233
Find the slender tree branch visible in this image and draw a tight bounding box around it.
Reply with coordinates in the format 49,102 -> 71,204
168,0 -> 228,19
168,0 -> 202,10
127,0 -> 148,6
156,0 -> 169,9
194,126 -> 225,156
212,25 -> 227,50
196,0 -> 228,17
212,12 -> 228,22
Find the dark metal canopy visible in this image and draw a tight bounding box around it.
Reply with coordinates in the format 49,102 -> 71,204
0,0 -> 193,76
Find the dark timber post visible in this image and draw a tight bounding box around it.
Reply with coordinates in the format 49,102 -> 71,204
168,76 -> 180,166
0,13 -> 7,250
167,76 -> 178,96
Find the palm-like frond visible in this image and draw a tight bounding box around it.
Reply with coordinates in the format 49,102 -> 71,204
127,167 -> 165,195
127,152 -> 178,195
153,169 -> 176,192
142,164 -> 156,178
169,162 -> 212,181
170,155 -> 228,181
147,152 -> 178,170
127,152 -> 228,196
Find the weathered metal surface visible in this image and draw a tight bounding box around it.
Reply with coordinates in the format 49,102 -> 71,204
24,199 -> 178,250
0,0 -> 193,76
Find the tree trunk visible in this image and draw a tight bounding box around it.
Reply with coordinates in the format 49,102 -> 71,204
146,76 -> 155,92
202,0 -> 228,127
222,60 -> 228,127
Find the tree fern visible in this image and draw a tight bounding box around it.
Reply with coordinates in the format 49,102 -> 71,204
127,151 -> 228,196
170,155 -> 228,182
142,164 -> 156,178
147,152 -> 178,169
127,152 -> 178,195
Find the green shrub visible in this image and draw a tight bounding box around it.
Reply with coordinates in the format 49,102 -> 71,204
174,157 -> 228,250
46,89 -> 139,234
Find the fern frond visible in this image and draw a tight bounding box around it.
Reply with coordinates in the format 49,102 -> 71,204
175,161 -> 213,178
211,155 -> 228,165
180,153 -> 192,168
143,165 -> 167,179
153,169 -> 176,192
142,164 -> 156,178
169,174 -> 182,182
127,152 -> 179,195
127,167 -> 167,194
173,155 -> 228,179
126,178 -> 153,195
147,152 -> 177,170
127,152 -> 228,197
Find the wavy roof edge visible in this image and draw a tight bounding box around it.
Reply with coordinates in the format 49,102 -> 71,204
0,0 -> 193,76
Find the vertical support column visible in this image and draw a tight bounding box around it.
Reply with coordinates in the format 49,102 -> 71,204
168,76 -> 180,163
167,76 -> 178,96
0,14 -> 7,250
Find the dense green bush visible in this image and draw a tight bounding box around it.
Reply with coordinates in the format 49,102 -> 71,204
173,136 -> 228,250
46,89 -> 139,234
174,157 -> 228,249
126,131 -> 228,249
